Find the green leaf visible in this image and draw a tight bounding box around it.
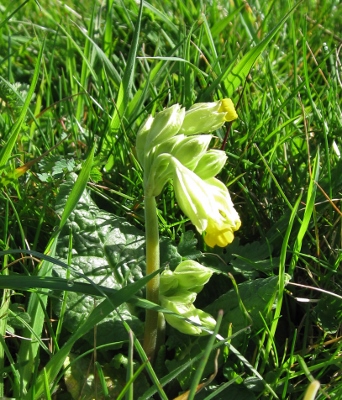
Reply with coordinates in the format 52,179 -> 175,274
230,241 -> 278,279
7,303 -> 31,330
52,158 -> 75,176
314,295 -> 342,334
177,231 -> 202,260
16,147 -> 95,395
53,177 -> 147,344
163,277 -> 279,391
205,276 -> 279,340
16,239 -> 58,396
159,237 -> 182,269
288,151 -> 320,276
63,353 -> 149,399
106,0 -> 143,172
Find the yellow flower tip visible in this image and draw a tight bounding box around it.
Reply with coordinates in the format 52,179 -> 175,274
204,220 -> 241,248
204,230 -> 233,248
218,98 -> 238,122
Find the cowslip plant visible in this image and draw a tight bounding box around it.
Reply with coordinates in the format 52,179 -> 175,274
137,99 -> 240,360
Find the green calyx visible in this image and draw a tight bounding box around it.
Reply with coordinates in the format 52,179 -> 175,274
159,261 -> 216,335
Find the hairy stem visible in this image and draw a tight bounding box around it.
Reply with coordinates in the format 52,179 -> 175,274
143,195 -> 162,362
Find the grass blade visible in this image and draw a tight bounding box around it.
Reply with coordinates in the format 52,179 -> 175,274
58,144 -> 95,230
24,269 -> 160,400
110,0 -> 143,133
187,311 -> 223,400
288,151 -> 320,276
199,1 -> 302,99
0,39 -> 44,169
16,239 -> 58,396
261,191 -> 303,374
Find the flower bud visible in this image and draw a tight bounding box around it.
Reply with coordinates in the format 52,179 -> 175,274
170,135 -> 211,170
160,293 -> 216,335
171,158 -> 212,232
152,134 -> 211,172
179,98 -> 238,135
160,269 -> 179,295
145,104 -> 185,149
174,260 -> 213,293
152,135 -> 183,159
202,178 -> 241,248
192,309 -> 217,334
136,115 -> 154,164
193,149 -> 227,179
144,153 -> 173,196
218,98 -> 238,122
144,133 -> 212,196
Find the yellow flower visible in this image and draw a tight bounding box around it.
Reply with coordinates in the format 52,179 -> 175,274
171,158 -> 241,247
202,178 -> 241,247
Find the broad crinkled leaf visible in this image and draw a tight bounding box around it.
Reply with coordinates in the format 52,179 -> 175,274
165,276 -> 279,390
53,175 -> 146,344
205,276 -> 279,339
230,241 -> 278,279
159,237 -> 182,269
64,353 -> 149,399
314,295 -> 342,334
177,230 -> 202,260
207,239 -> 277,279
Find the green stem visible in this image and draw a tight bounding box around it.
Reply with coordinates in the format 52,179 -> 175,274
143,195 -> 162,362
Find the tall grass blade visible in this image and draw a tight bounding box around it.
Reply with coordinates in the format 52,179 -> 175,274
16,239 -> 58,396
199,1 -> 301,99
187,311 -> 223,400
0,39 -> 44,169
262,191 -> 303,373
0,0 -> 30,30
58,144 -> 95,230
75,4 -> 95,121
0,254 -> 12,397
288,151 -> 320,276
110,0 -> 143,133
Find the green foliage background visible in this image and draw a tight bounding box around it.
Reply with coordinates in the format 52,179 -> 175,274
0,0 -> 341,399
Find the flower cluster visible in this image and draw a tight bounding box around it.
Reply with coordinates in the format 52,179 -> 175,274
136,98 -> 240,248
159,261 -> 216,335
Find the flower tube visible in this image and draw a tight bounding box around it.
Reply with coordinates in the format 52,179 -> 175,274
171,158 -> 241,247
179,98 -> 238,135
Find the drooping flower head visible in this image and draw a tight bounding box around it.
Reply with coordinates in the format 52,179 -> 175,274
171,158 -> 241,247
136,98 -> 241,247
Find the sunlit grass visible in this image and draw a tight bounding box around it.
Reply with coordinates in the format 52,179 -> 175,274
0,0 -> 341,398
